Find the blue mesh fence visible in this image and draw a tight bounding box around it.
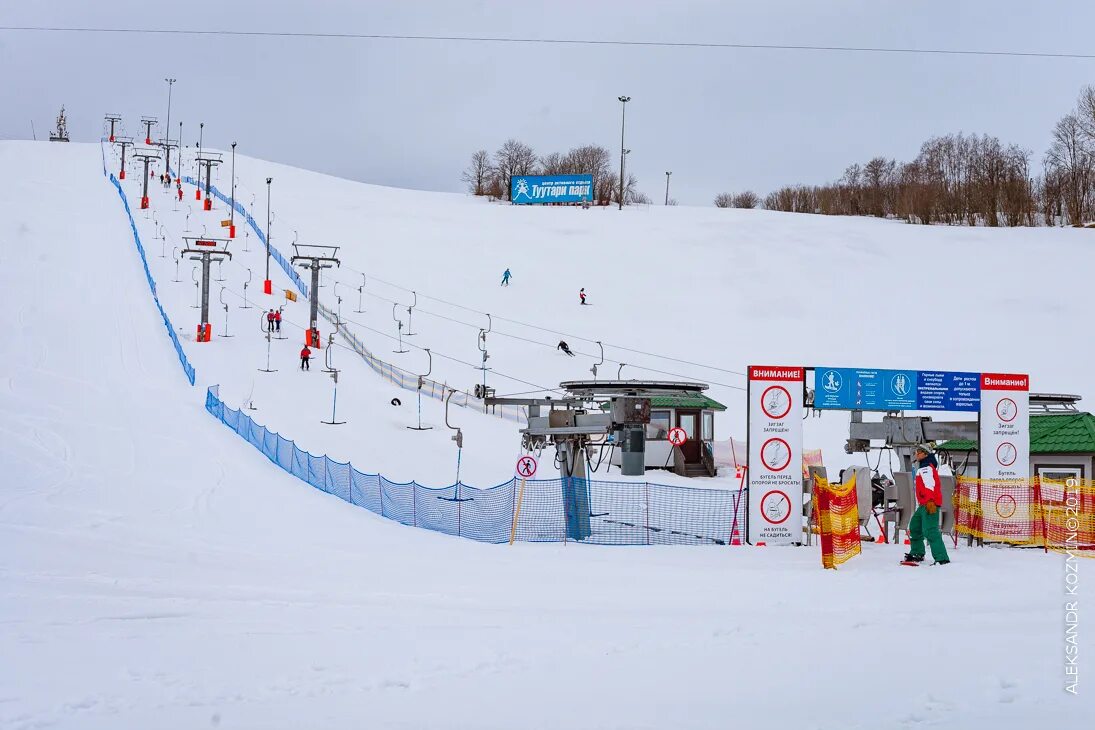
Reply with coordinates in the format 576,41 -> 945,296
206,385 -> 745,545
102,142 -> 196,386
168,165 -> 308,296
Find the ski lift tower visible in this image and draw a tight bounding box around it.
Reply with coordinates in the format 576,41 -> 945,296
133,147 -> 162,210
140,116 -> 158,146
49,106 -> 70,142
114,136 -> 134,180
195,151 -> 223,211
159,136 -> 179,180
291,244 -> 340,347
104,113 -> 121,143
182,237 -> 232,342
487,379 -> 710,540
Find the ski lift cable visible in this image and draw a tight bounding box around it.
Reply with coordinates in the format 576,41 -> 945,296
330,275 -> 745,389
337,266 -> 746,377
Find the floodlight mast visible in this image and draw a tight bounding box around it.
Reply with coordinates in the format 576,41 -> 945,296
182,237 -> 232,342
291,244 -> 340,347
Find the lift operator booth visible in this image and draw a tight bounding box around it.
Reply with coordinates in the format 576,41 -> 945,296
746,365 -> 1030,545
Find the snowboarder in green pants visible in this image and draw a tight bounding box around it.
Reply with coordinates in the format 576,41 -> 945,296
905,444 -> 951,565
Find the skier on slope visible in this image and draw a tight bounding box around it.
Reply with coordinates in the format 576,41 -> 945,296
904,444 -> 951,565
266,309 -> 275,333
557,340 -> 575,357
274,308 -> 282,333
579,288 -> 587,305
177,183 -> 183,202
300,345 -> 311,371
501,268 -> 512,286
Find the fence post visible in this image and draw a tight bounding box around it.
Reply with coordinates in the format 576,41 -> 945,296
1034,477 -> 1048,554
644,482 -> 651,545
510,478 -> 526,545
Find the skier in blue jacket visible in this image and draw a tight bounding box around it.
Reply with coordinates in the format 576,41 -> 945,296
500,268 -> 512,286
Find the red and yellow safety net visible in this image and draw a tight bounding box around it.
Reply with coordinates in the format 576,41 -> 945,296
954,476 -> 1095,555
816,474 -> 862,569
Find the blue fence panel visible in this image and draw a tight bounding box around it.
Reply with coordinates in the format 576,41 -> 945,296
104,144 -> 196,386
351,469 -> 382,513
203,386 -> 745,546
326,459 -> 352,503
382,477 -> 419,527
412,482 -> 460,534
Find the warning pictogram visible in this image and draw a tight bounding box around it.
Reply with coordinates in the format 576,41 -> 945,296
668,427 -> 688,447
760,437 -> 792,472
995,493 -> 1017,519
760,489 -> 792,524
996,441 -> 1017,467
761,385 -> 792,420
996,397 -> 1017,423
515,455 -> 538,479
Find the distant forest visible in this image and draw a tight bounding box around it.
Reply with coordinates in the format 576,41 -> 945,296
724,84 -> 1095,226
463,84 -> 1095,226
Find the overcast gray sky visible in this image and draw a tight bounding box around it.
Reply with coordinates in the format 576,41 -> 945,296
3,1 -> 1095,204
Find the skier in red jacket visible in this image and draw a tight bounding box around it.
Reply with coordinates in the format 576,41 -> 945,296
905,444 -> 951,565
300,345 -> 311,370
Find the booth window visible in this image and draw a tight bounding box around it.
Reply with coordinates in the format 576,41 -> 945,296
1037,466 -> 1083,482
702,412 -> 714,441
647,410 -> 671,439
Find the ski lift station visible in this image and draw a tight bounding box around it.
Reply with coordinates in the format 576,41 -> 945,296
937,393 -> 1095,482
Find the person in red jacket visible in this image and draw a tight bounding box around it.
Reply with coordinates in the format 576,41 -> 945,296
905,444 -> 951,565
274,308 -> 282,333
300,345 -> 311,370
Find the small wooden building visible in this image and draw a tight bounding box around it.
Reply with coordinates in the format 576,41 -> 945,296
610,393 -> 728,477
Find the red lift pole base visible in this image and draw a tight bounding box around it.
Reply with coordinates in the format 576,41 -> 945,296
229,225 -> 236,238
203,198 -> 212,211
196,189 -> 201,200
119,169 -> 126,180
196,323 -> 211,342
140,196 -> 149,210
263,279 -> 273,295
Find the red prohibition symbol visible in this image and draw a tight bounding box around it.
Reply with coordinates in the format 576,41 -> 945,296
668,427 -> 688,447
760,437 -> 792,472
761,385 -> 792,420
515,455 -> 538,479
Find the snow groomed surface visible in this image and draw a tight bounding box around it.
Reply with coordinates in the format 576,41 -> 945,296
0,140 -> 1087,729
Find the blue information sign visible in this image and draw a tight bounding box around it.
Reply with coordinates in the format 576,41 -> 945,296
510,174 -> 594,204
814,367 -> 981,412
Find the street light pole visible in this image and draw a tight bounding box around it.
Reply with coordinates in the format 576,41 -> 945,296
265,177 -> 273,294
197,122 -> 204,194
176,121 -> 182,183
617,95 -> 630,211
163,78 -> 175,174
230,142 -> 237,237
665,171 -> 672,205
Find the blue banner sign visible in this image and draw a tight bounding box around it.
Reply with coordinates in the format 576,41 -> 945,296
814,367 -> 981,412
510,174 -> 594,204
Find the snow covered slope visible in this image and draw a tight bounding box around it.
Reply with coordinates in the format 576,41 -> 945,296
0,141 -> 1088,729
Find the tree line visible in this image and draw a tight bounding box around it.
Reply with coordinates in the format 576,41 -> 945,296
748,85 -> 1095,226
462,139 -> 650,205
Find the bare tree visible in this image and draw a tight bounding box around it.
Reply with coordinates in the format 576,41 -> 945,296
714,192 -> 733,208
731,191 -> 759,209
493,139 -> 538,201
460,149 -> 491,196
1046,113 -> 1091,225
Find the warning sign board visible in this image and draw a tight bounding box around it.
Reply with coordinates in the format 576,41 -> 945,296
668,427 -> 688,447
747,366 -> 804,545
979,373 -> 1028,482
515,455 -> 538,479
